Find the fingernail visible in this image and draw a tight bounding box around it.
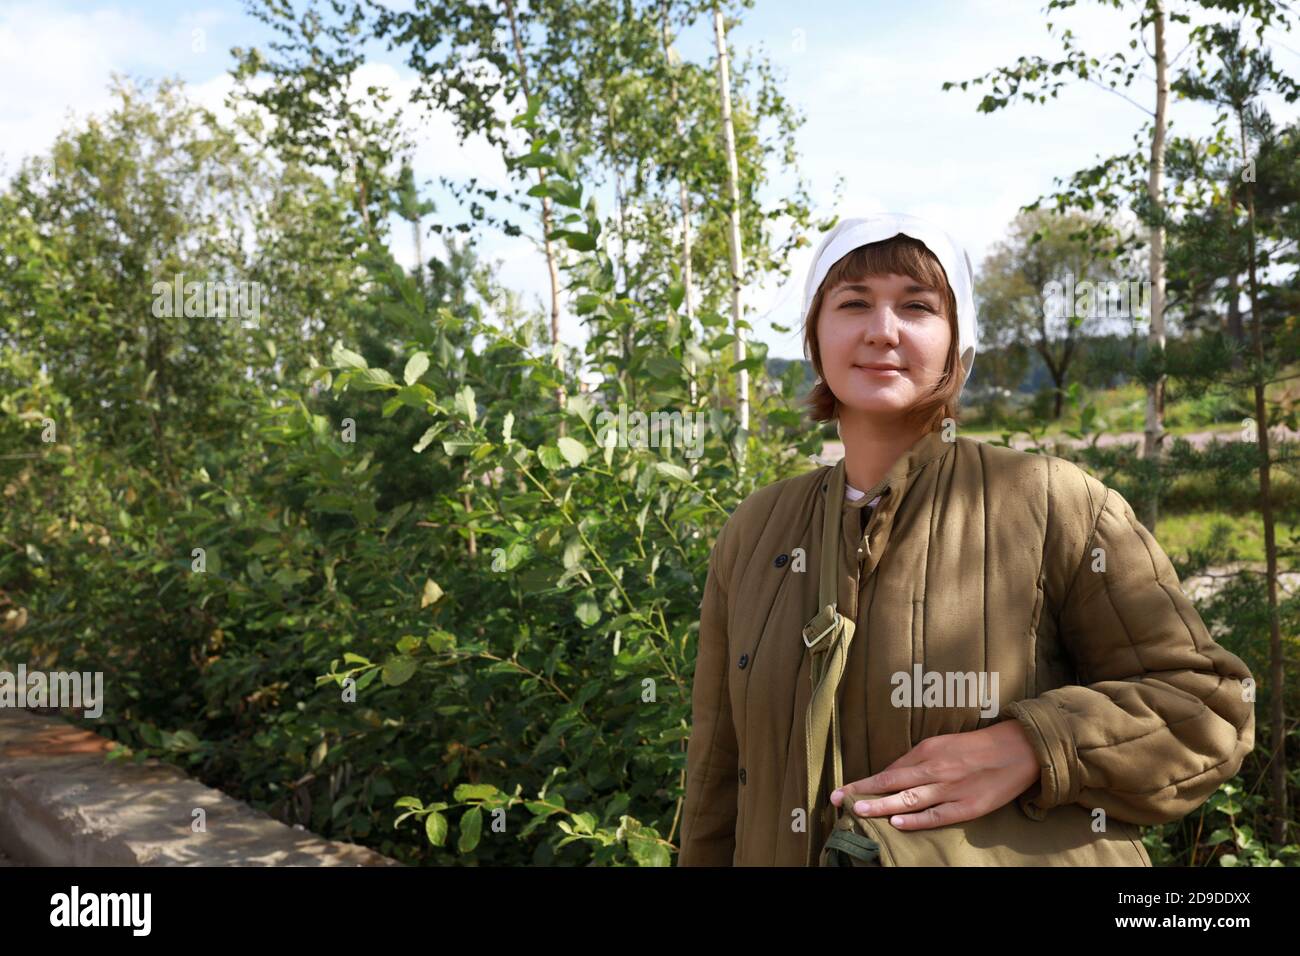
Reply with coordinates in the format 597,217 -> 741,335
831,788 -> 842,800
890,815 -> 904,826
855,800 -> 871,814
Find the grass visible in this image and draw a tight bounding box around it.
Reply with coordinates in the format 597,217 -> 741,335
953,371 -> 1300,572
1154,510 -> 1299,565
960,362 -> 1299,440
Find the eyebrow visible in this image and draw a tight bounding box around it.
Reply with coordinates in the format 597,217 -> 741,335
834,282 -> 939,296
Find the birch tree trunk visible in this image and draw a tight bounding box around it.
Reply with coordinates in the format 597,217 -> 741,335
1141,0 -> 1169,531
713,5 -> 749,449
660,1 -> 698,408
503,0 -> 567,422
412,218 -> 424,286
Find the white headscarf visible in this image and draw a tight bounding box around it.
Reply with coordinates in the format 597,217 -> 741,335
801,212 -> 978,395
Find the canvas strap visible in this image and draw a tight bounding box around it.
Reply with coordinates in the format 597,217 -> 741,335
802,457 -> 857,865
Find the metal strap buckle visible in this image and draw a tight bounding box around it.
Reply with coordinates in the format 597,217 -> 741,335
802,610 -> 838,648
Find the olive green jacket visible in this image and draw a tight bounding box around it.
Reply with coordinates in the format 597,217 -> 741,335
678,428 -> 1255,866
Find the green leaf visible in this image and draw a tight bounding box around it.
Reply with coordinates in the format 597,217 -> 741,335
425,811 -> 448,846
249,537 -> 280,555
458,806 -> 483,853
644,355 -> 682,380
654,462 -> 692,483
382,501 -> 414,532
516,151 -> 557,168
538,445 -> 566,471
426,629 -> 457,652
551,181 -> 582,208
395,796 -> 423,810
403,351 -> 430,385
565,393 -> 594,425
548,229 -> 596,251
381,656 -> 416,686
332,343 -> 367,369
413,425 -> 441,454
562,536 -> 585,570
421,578 -> 444,608
398,384 -> 435,408
557,436 -> 588,467
348,367 -> 397,391
627,831 -> 670,867
575,599 -> 601,627
455,384 -> 477,425
728,355 -> 765,374
501,540 -> 530,570
667,281 -> 684,311
169,730 -> 201,752
453,783 -> 498,801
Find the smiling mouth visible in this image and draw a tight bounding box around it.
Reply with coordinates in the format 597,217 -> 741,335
855,365 -> 905,372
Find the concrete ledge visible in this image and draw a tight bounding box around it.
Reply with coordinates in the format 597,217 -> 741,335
0,710 -> 400,866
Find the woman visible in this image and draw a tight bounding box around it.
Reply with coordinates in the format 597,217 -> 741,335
678,212 -> 1255,867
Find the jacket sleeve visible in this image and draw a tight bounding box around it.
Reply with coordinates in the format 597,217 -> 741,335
1002,480 -> 1255,826
677,530 -> 739,865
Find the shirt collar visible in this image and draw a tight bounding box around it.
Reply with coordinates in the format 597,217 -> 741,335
831,428 -> 953,512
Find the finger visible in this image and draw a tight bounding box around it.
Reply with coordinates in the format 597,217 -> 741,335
886,799 -> 974,831
849,783 -> 945,820
848,761 -> 937,799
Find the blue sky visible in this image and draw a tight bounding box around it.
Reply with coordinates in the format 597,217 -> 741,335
2,0 -> 1297,362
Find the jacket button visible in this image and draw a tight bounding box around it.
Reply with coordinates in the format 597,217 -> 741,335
738,653 -> 749,669
738,768 -> 747,785
774,553 -> 789,568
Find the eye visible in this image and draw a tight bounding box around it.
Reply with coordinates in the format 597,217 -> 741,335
840,299 -> 868,308
906,301 -> 937,312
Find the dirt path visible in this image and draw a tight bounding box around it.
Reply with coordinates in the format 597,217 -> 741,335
814,425 -> 1299,461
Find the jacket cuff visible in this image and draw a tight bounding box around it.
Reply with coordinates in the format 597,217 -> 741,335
1001,697 -> 1079,819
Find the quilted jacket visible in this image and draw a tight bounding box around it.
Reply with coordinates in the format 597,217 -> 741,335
678,428 -> 1255,866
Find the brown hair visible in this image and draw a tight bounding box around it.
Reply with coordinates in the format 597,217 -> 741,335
802,234 -> 965,434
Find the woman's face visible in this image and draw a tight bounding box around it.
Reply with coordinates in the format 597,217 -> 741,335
816,271 -> 952,422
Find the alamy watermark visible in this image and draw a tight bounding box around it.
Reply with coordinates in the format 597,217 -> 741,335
0,665 -> 103,718
50,886 -> 151,936
1042,272 -> 1151,329
593,403 -> 707,459
890,665 -> 1000,718
151,273 -> 262,328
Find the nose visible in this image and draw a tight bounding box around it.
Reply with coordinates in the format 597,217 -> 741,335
860,303 -> 901,350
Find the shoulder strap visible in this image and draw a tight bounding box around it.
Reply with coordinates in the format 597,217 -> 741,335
802,458 -> 857,865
